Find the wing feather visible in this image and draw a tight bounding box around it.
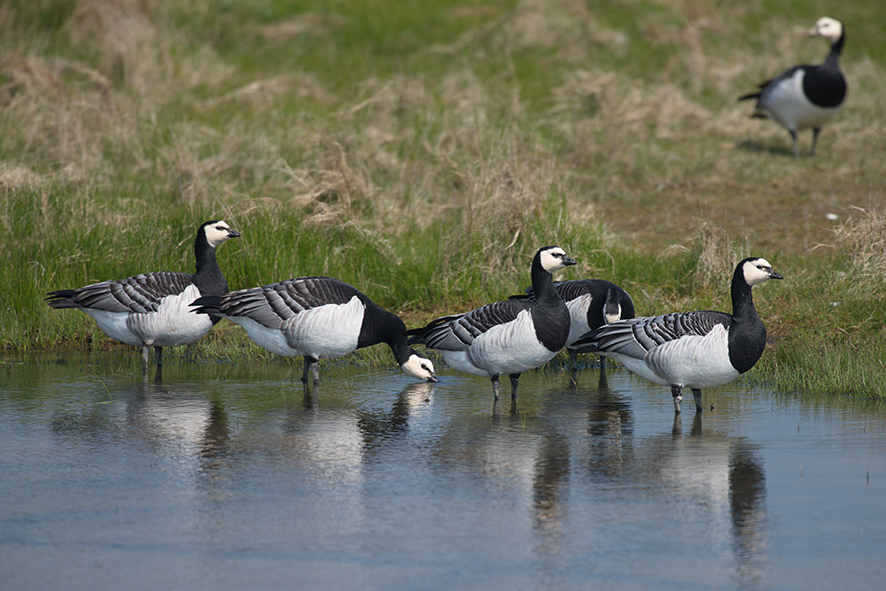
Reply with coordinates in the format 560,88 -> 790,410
203,277 -> 363,330
409,299 -> 530,351
574,311 -> 731,358
47,272 -> 194,314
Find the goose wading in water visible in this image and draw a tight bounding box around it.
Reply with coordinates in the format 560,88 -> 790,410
190,276 -> 438,383
513,278 -> 635,368
46,220 -> 240,369
407,246 -> 577,401
571,257 -> 783,413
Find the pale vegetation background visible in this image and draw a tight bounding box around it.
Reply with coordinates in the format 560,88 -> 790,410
2,0 -> 885,395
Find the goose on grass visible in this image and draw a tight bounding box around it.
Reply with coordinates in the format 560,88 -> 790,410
190,277 -> 438,383
407,246 -> 577,401
514,278 -> 635,367
571,257 -> 782,413
46,220 -> 240,369
739,17 -> 847,159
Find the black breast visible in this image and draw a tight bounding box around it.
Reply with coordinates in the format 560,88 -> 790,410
803,66 -> 846,108
529,299 -> 571,352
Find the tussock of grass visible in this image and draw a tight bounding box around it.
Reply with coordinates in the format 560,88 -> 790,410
832,204 -> 886,280
2,0 -> 886,396
764,338 -> 886,399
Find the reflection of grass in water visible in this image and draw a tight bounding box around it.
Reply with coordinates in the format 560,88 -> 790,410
2,1 -> 886,396
95,379 -> 113,405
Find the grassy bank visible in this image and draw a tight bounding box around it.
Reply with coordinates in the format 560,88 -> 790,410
2,0 -> 885,397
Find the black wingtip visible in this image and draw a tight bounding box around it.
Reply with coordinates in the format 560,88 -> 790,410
45,290 -> 78,308
190,294 -> 222,314
569,327 -> 605,354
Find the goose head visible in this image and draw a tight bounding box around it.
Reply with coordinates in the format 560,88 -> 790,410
401,351 -> 439,383
202,220 -> 241,248
809,17 -> 843,44
538,246 -> 578,273
741,257 -> 784,287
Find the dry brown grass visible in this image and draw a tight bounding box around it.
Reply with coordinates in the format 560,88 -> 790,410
832,205 -> 886,282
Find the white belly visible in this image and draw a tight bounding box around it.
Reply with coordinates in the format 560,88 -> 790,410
86,309 -> 145,347
87,285 -> 213,347
231,316 -> 299,357
283,297 -> 364,359
644,324 -> 739,389
605,353 -> 671,386
439,350 -> 491,377
465,311 -> 558,376
762,70 -> 841,131
230,297 -> 365,360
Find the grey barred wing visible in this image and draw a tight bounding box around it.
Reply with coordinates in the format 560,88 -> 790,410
48,272 -> 193,314
217,277 -> 364,330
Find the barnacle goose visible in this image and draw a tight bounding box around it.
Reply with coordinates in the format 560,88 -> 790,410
739,17 -> 847,159
571,257 -> 782,413
515,279 -> 635,365
190,277 -> 438,383
406,246 -> 577,401
46,220 -> 240,368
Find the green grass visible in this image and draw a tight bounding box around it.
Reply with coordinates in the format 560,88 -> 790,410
2,0 -> 886,397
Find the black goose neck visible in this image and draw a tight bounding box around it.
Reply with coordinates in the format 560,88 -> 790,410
824,32 -> 845,68
388,335 -> 414,366
730,267 -> 758,322
530,255 -> 557,301
194,232 -> 219,276
832,30 -> 845,57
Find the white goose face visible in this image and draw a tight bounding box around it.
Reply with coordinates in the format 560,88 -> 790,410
742,258 -> 783,286
204,221 -> 240,248
402,353 -> 439,382
539,247 -> 577,273
810,17 -> 842,43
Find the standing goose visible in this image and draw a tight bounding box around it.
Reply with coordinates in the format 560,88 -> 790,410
739,17 -> 847,159
571,258 -> 782,413
190,277 -> 438,383
407,246 -> 577,401
46,220 -> 240,368
515,279 -> 635,364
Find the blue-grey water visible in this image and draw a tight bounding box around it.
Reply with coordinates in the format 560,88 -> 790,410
1,353 -> 884,591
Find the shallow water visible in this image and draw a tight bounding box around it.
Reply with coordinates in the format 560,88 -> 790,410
1,353 -> 884,591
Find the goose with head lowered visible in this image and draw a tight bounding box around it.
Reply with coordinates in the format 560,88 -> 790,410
739,17 -> 847,159
190,277 -> 438,383
571,257 -> 782,413
513,278 -> 635,367
407,246 -> 577,401
46,220 -> 240,369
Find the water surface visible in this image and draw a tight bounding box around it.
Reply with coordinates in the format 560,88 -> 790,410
1,354 -> 884,590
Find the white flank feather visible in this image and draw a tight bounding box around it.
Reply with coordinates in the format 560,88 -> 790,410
281,296 -> 364,359
762,70 -> 841,131
466,310 -> 558,376
88,284 -> 213,347
565,294 -> 593,346
229,316 -> 294,357
645,324 -> 738,389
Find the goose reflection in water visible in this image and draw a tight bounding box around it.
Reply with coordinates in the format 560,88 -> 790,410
521,369 -> 770,587
357,381 -> 437,450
